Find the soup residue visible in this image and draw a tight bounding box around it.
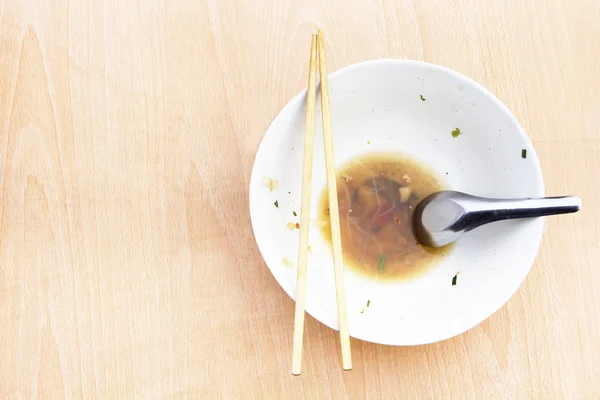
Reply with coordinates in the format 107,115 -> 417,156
318,153 -> 453,281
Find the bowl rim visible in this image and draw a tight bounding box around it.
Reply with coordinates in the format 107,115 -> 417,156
249,58 -> 545,345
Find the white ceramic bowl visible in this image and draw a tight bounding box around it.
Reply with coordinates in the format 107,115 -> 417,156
249,60 -> 544,345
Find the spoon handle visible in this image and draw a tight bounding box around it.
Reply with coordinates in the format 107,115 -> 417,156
465,196 -> 582,230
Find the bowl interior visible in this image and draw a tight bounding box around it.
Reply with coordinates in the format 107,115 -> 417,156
249,60 -> 544,345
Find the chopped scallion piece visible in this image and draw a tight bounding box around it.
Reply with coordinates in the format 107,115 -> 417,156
451,128 -> 462,138
420,94 -> 426,101
274,200 -> 279,208
367,300 -> 371,307
378,254 -> 387,273
452,274 -> 458,286
522,149 -> 527,159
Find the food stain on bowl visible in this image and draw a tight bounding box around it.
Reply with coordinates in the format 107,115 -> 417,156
318,152 -> 454,281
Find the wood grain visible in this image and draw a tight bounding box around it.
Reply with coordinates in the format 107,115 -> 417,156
1,0 -> 599,398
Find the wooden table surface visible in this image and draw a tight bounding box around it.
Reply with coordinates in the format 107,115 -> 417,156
1,0 -> 599,398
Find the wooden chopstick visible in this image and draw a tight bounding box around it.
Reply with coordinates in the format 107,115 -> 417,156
317,29 -> 352,370
291,34 -> 318,376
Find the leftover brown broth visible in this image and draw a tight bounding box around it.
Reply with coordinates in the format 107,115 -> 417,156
318,153 -> 453,281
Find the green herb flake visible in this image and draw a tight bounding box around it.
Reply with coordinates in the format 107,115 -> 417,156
522,149 -> 527,159
274,200 -> 279,208
378,254 -> 387,273
367,300 -> 371,307
451,128 -> 462,138
293,211 -> 297,216
452,273 -> 458,286
420,94 -> 426,101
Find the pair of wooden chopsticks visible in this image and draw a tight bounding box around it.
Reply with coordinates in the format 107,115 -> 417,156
291,31 -> 352,375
